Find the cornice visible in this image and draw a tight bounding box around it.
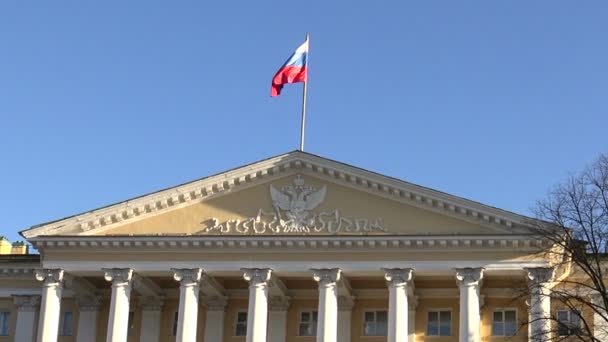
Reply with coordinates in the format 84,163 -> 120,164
29,235 -> 550,252
21,151 -> 540,239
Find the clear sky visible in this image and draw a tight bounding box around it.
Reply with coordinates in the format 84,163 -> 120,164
1,2 -> 607,243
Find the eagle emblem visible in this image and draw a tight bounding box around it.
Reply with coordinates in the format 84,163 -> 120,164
270,175 -> 326,231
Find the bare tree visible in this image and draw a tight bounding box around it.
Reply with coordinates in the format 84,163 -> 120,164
528,154 -> 608,341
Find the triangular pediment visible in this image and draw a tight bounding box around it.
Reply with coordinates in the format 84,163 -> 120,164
21,151 -> 538,238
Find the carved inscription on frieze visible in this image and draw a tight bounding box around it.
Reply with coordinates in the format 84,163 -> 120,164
199,175 -> 387,235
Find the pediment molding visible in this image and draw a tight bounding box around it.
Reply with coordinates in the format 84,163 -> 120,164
21,151 -> 538,238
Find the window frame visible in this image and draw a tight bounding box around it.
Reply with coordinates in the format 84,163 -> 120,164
362,309 -> 388,336
297,310 -> 318,336
59,310 -> 74,336
426,309 -> 452,337
491,308 -> 518,337
0,310 -> 10,336
234,311 -> 248,337
556,309 -> 581,337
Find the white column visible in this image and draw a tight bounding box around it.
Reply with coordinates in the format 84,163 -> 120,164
268,296 -> 290,342
139,297 -> 163,342
35,269 -> 64,342
76,297 -> 100,342
13,295 -> 40,342
103,268 -> 133,342
203,296 -> 227,342
455,267 -> 484,342
312,268 -> 341,342
525,267 -> 554,342
172,268 -> 203,342
337,296 -> 354,342
384,268 -> 413,342
592,293 -> 608,342
408,296 -> 418,342
242,268 -> 272,342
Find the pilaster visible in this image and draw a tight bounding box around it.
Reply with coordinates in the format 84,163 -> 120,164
13,295 -> 40,342
204,296 -> 227,342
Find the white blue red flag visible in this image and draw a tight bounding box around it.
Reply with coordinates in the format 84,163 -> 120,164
271,37 -> 309,97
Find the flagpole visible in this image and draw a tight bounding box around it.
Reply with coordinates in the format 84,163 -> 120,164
300,33 -> 309,151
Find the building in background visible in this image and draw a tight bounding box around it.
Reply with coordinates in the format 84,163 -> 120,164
0,151 -> 597,342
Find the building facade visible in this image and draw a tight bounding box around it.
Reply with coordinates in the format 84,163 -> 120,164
0,151 -> 598,342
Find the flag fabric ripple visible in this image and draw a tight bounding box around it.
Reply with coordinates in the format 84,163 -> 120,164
271,38 -> 309,97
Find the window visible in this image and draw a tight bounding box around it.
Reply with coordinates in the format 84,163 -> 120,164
0,311 -> 9,336
127,311 -> 134,336
363,311 -> 387,336
235,312 -> 247,336
557,310 -> 581,337
59,311 -> 73,336
427,310 -> 451,336
172,311 -> 179,336
298,311 -> 318,336
492,310 -> 516,336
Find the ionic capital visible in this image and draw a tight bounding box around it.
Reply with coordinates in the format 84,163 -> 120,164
338,295 -> 356,311
205,296 -> 228,311
311,268 -> 342,286
102,268 -> 133,285
139,296 -> 164,311
525,267 -> 554,285
77,296 -> 101,312
269,296 -> 291,311
242,268 -> 272,286
455,267 -> 484,287
34,269 -> 64,286
383,268 -> 414,287
172,268 -> 203,286
12,295 -> 40,312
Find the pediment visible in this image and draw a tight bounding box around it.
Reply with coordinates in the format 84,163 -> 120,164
21,151 -> 538,238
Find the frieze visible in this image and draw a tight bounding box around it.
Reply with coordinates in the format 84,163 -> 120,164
199,175 -> 387,235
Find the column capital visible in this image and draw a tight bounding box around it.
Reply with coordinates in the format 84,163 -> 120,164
12,295 -> 40,312
338,295 -> 355,311
383,268 -> 414,287
205,296 -> 228,311
455,267 -> 484,287
103,268 -> 133,285
242,268 -> 272,285
77,296 -> 101,312
139,296 -> 164,311
311,268 -> 342,286
525,267 -> 554,285
172,268 -> 203,285
35,269 -> 64,285
269,296 -> 290,311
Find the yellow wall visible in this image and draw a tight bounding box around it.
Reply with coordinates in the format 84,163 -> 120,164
351,298 -> 388,342
286,299 -> 318,342
224,298 -> 248,342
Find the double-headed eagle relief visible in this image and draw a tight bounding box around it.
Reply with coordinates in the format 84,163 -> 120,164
200,175 -> 386,235
270,175 -> 326,231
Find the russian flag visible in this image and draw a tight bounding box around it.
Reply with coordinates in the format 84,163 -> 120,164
271,37 -> 309,97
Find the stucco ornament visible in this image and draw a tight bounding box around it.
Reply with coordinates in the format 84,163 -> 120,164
270,175 -> 326,231
200,175 -> 387,235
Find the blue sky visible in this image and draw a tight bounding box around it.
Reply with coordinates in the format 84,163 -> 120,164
1,2 -> 607,243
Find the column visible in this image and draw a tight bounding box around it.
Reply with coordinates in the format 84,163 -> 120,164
103,268 -> 133,342
242,268 -> 272,342
76,297 -> 100,342
525,267 -> 554,342
337,296 -> 354,342
312,268 -> 341,342
172,268 -> 203,342
383,268 -> 413,342
139,296 -> 163,342
267,296 -> 290,342
455,267 -> 484,342
592,293 -> 608,342
35,269 -> 65,342
204,296 -> 227,342
13,295 -> 40,342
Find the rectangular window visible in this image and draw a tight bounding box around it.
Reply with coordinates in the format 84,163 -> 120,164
427,310 -> 451,336
59,311 -> 73,336
363,310 -> 388,336
172,311 -> 179,336
235,312 -> 247,336
298,311 -> 318,336
557,310 -> 581,337
0,311 -> 10,336
492,310 -> 517,336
